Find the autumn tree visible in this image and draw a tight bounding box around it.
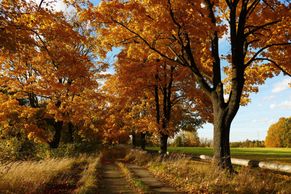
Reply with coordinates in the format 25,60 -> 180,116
82,0 -> 291,171
0,0 -> 105,148
265,117 -> 291,148
100,42 -> 210,153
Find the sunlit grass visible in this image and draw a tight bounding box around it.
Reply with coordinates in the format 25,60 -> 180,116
74,155 -> 101,194
0,158 -> 76,193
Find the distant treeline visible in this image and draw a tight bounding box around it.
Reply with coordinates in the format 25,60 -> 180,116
230,140 -> 265,148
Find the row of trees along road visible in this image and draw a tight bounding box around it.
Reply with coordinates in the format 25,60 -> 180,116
80,0 -> 290,172
0,0 -> 290,173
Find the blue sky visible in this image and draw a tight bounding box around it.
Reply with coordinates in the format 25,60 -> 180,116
199,75 -> 291,141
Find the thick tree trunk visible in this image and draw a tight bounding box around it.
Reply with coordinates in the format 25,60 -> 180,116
211,86 -> 242,173
213,111 -> 233,171
160,134 -> 168,154
140,132 -> 146,150
49,121 -> 63,148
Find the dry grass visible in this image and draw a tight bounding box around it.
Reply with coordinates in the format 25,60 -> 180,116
0,157 -> 77,193
123,149 -> 154,165
74,154 -> 101,194
125,150 -> 291,194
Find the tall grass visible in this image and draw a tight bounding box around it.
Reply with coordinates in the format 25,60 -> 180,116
0,158 -> 76,193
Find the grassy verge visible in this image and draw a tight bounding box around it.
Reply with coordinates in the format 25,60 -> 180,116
0,157 -> 76,193
74,154 -> 101,194
125,149 -> 291,193
117,162 -> 150,194
147,147 -> 291,163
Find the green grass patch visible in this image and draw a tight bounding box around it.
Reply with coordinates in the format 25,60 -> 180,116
147,147 -> 291,163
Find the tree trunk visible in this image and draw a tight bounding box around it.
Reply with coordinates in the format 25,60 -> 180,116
140,132 -> 146,150
211,88 -> 240,173
67,122 -> 74,143
49,121 -> 63,148
212,111 -> 233,171
160,134 -> 168,154
132,132 -> 137,148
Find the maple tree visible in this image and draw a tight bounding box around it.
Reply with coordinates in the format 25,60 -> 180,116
0,0 -> 105,148
265,117 -> 291,148
101,43 -> 209,153
82,0 -> 290,171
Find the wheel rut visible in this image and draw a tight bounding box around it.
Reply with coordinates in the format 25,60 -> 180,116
126,164 -> 185,194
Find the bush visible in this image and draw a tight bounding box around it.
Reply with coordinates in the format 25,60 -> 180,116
0,137 -> 38,162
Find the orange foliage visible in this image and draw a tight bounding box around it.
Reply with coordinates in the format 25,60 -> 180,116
0,0 -> 105,144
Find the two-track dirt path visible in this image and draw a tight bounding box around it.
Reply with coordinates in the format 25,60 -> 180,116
99,163 -> 135,194
99,162 -> 184,194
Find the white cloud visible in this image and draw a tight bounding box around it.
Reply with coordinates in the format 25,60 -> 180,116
272,77 -> 291,93
270,100 -> 291,110
252,118 -> 274,123
263,95 -> 275,101
270,104 -> 276,109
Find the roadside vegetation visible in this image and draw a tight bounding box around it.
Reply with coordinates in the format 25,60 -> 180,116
74,155 -> 101,194
0,155 -> 100,193
124,149 -> 291,194
0,157 -> 76,193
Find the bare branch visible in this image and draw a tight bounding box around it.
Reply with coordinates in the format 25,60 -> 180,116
38,0 -> 45,10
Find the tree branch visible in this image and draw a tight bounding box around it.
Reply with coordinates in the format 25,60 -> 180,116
245,20 -> 280,37
205,0 -> 221,88
251,57 -> 291,77
245,43 -> 291,67
38,0 -> 45,10
110,17 -> 176,63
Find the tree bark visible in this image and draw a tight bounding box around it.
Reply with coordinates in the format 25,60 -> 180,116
49,121 -> 63,148
160,134 -> 168,154
140,132 -> 146,150
67,122 -> 74,143
212,110 -> 232,171
132,132 -> 137,148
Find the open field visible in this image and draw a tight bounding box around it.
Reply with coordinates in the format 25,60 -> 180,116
147,147 -> 291,164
